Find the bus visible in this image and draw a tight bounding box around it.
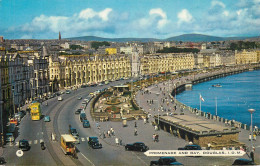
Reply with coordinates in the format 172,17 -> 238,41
30,102 -> 42,120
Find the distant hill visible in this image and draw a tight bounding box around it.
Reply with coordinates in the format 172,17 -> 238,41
68,36 -> 160,42
67,34 -> 258,42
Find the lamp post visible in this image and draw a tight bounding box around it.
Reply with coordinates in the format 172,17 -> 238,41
0,101 -> 4,147
156,93 -> 160,129
12,89 -> 15,116
248,109 -> 255,150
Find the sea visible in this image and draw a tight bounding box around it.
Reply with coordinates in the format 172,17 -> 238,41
176,70 -> 260,128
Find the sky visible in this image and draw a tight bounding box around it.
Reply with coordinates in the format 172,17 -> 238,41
0,0 -> 259,39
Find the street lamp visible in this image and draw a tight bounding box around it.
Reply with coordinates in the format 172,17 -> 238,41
156,93 -> 160,129
248,108 -> 255,150
12,89 -> 15,116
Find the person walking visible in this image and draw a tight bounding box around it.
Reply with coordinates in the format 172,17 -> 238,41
152,134 -> 155,142
253,133 -> 256,141
135,121 -> 137,128
134,128 -> 138,136
249,134 -> 252,141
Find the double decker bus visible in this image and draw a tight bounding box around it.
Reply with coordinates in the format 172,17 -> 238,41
30,102 -> 41,120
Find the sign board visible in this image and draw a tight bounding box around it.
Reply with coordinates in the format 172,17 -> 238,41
144,150 -> 246,157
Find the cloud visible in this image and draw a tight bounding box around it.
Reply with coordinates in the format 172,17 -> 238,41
177,9 -> 193,24
211,0 -> 226,8
78,8 -> 112,21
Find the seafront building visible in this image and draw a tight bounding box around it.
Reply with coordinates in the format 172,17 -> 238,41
235,49 -> 258,64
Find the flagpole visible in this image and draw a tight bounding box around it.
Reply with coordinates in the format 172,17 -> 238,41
200,94 -> 201,111
215,97 -> 217,116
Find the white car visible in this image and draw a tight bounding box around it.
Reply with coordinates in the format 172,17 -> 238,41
58,97 -> 63,101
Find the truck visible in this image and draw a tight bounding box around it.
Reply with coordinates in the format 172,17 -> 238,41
60,134 -> 77,155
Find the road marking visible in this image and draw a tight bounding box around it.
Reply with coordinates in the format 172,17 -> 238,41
34,140 -> 38,144
29,141 -> 32,145
80,152 -> 95,166
81,137 -> 85,141
131,152 -> 148,166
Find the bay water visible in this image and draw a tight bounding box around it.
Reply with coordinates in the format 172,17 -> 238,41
176,70 -> 260,127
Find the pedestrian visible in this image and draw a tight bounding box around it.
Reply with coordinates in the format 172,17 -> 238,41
189,141 -> 193,145
144,118 -> 146,124
250,150 -> 255,163
103,131 -> 106,139
249,134 -> 252,141
207,143 -> 211,150
134,128 -> 138,136
135,121 -> 137,127
108,130 -> 111,137
115,137 -> 119,146
253,133 -> 256,141
152,134 -> 155,142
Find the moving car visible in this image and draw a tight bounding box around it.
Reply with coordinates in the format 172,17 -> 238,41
83,120 -> 90,128
44,116 -> 50,122
150,157 -> 183,165
19,139 -> 30,151
80,113 -> 87,122
75,109 -> 82,114
87,137 -> 102,149
66,90 -> 71,94
78,96 -> 82,100
125,142 -> 149,152
178,144 -> 202,150
69,127 -> 79,137
232,158 -> 256,165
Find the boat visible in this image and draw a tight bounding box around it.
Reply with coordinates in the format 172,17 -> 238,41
212,84 -> 222,87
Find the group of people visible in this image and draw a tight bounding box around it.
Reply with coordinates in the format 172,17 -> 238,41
248,133 -> 257,141
152,134 -> 159,142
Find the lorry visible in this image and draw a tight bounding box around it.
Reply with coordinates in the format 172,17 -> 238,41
60,134 -> 77,155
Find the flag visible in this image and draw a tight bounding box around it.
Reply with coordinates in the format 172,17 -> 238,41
200,94 -> 205,102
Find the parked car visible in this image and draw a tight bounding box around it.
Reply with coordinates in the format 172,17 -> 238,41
58,97 -> 63,101
66,90 -> 71,94
150,157 -> 183,165
178,144 -> 202,150
78,96 -> 82,100
75,109 -> 82,114
18,111 -> 25,118
125,142 -> 149,152
44,116 -> 50,122
19,139 -> 30,151
232,158 -> 256,165
80,113 -> 87,122
69,127 -> 79,137
87,137 -> 102,149
83,120 -> 90,128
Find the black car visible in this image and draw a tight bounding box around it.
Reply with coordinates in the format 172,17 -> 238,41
19,139 -> 30,151
150,157 -> 183,166
88,137 -> 102,149
125,142 -> 149,152
69,128 -> 79,137
232,158 -> 255,165
178,144 -> 202,150
75,109 -> 82,114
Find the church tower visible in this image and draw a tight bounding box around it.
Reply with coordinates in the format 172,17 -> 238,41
59,31 -> 61,40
